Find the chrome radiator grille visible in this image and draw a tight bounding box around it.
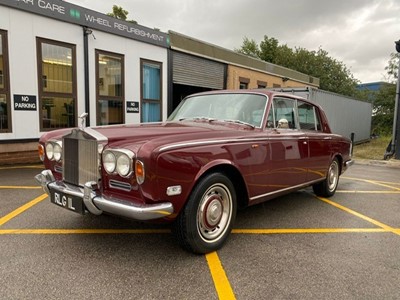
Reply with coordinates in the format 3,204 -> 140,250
63,130 -> 101,187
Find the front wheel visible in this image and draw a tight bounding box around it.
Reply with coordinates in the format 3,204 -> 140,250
172,173 -> 237,254
313,158 -> 340,197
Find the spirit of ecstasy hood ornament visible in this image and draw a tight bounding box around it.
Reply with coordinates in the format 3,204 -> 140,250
78,112 -> 88,130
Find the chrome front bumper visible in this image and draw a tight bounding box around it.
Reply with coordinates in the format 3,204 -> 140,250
35,170 -> 174,221
345,159 -> 355,168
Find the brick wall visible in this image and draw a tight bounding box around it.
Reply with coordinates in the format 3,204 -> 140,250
227,65 -> 317,90
0,142 -> 41,166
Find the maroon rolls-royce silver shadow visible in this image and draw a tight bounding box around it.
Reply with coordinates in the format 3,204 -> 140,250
35,90 -> 354,254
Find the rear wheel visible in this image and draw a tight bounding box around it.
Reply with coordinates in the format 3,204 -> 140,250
172,173 -> 237,254
313,158 -> 340,197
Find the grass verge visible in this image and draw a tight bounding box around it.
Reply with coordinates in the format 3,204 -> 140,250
352,135 -> 391,160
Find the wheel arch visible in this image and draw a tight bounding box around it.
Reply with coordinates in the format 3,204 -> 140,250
195,162 -> 249,210
333,153 -> 343,174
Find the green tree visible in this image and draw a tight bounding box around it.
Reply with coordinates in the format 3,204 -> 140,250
384,52 -> 400,83
107,5 -> 137,24
370,53 -> 399,135
234,37 -> 260,58
235,36 -> 359,97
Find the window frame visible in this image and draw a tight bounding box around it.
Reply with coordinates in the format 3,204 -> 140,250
140,58 -> 162,123
257,80 -> 267,89
37,37 -> 77,131
0,29 -> 11,133
297,100 -> 322,131
95,50 -> 125,126
239,77 -> 250,89
271,97 -> 297,129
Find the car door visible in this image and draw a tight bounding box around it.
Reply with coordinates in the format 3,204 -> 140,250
247,97 -> 309,202
297,100 -> 331,182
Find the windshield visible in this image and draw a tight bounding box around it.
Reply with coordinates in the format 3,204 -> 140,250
168,93 -> 268,128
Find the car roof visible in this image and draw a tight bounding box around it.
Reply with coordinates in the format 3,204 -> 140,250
186,89 -> 317,106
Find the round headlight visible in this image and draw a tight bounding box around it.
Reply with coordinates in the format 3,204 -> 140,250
53,143 -> 62,162
46,143 -> 54,160
117,154 -> 131,177
103,152 -> 116,174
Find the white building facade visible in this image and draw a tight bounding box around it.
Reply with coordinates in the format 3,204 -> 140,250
0,0 -> 169,149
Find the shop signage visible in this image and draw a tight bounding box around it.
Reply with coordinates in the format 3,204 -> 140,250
126,101 -> 139,113
14,94 -> 37,111
0,0 -> 169,48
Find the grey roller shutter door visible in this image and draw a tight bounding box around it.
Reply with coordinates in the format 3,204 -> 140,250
172,52 -> 225,89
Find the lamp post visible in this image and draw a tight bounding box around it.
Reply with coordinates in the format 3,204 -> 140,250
393,40 -> 400,159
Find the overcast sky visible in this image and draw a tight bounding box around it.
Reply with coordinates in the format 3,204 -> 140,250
67,0 -> 400,84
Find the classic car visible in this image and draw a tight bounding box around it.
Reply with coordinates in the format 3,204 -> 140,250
35,90 -> 354,254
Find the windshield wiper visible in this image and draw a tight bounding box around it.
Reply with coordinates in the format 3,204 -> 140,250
223,119 -> 256,129
179,117 -> 216,122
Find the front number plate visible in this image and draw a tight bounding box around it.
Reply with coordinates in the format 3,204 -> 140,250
50,190 -> 85,215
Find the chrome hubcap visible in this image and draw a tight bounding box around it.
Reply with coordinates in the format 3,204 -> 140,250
204,197 -> 223,229
328,161 -> 339,191
197,183 -> 232,243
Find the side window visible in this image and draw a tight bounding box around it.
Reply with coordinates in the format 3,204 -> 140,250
273,97 -> 296,129
297,101 -> 321,131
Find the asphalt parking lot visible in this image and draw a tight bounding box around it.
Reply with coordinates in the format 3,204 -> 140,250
1,162 -> 400,299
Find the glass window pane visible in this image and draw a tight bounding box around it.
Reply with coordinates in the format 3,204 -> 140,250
0,33 -> 3,90
297,101 -> 322,131
274,98 -> 296,129
142,102 -> 161,122
41,97 -> 75,129
0,94 -> 8,130
98,54 -> 122,97
98,100 -> 123,125
143,63 -> 160,100
41,43 -> 73,93
298,102 -> 316,130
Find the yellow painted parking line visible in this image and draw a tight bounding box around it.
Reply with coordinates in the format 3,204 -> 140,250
0,228 -> 170,234
0,227 -> 391,235
317,196 -> 400,236
232,228 -> 385,234
0,193 -> 47,227
342,176 -> 400,191
0,186 -> 42,189
336,190 -> 400,194
206,251 -> 236,300
362,180 -> 400,191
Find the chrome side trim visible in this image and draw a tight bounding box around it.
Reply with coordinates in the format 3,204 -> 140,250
35,170 -> 174,221
158,135 -> 305,153
249,178 -> 323,201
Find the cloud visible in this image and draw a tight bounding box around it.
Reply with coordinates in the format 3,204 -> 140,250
67,0 -> 400,83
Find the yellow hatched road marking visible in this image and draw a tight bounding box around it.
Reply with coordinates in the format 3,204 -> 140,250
0,193 -> 47,227
317,196 -> 400,235
206,251 -> 236,300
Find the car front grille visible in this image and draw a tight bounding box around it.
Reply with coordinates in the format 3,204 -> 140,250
62,129 -> 106,187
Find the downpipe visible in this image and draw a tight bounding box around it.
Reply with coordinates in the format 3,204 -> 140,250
384,42 -> 400,160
